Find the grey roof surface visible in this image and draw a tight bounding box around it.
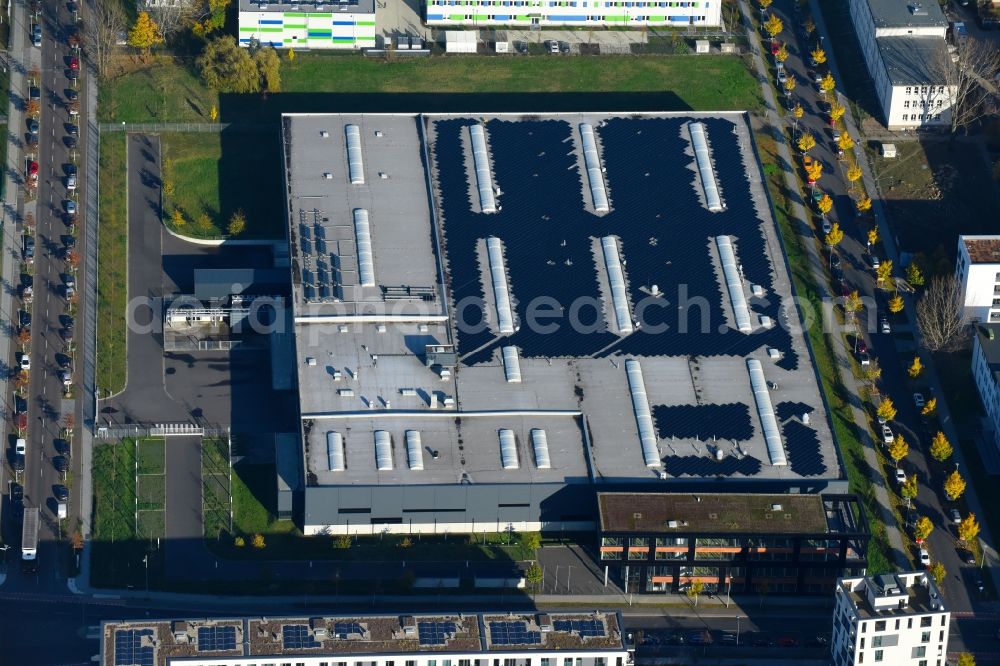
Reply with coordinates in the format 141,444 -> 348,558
239,0 -> 376,16
193,268 -> 288,301
866,0 -> 947,30
284,112 -> 842,489
877,36 -> 951,85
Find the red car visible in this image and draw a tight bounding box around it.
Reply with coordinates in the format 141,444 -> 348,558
69,56 -> 79,70
28,161 -> 38,179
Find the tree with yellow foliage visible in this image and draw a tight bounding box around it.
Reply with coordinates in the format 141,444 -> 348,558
775,44 -> 789,62
810,47 -> 826,65
837,133 -> 855,152
958,513 -> 980,545
825,222 -> 844,249
846,164 -> 863,190
908,356 -> 923,378
764,14 -> 784,39
876,398 -> 896,422
944,470 -> 966,501
128,12 -> 164,58
817,194 -> 833,216
921,398 -> 937,417
888,293 -> 904,314
888,434 -> 909,465
867,227 -> 879,245
797,132 -> 816,154
820,72 -> 836,95
929,432 -> 952,462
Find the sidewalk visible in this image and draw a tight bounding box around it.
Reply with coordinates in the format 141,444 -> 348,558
736,0 -> 910,570
806,0 -> 1000,597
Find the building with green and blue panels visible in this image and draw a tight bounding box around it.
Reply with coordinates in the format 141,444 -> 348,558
240,0 -> 376,50
425,0 -> 719,27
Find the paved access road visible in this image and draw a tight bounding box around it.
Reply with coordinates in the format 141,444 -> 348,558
7,0 -> 85,594
767,0 -> 981,612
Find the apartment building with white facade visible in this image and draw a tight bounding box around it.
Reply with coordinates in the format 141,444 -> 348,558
957,235 -> 1000,323
845,0 -> 955,130
972,324 -> 1000,453
832,572 -> 950,666
424,0 -> 720,29
100,612 -> 632,666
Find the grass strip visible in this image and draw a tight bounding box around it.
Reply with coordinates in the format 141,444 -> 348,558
96,133 -> 128,395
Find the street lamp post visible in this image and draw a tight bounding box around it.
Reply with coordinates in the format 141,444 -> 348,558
736,616 -> 742,646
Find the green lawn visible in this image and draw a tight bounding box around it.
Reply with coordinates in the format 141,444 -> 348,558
160,132 -> 284,239
137,474 -> 165,511
136,438 -> 165,474
98,54 -> 762,124
96,133 -> 128,396
755,131 -> 893,574
202,437 -> 232,538
91,440 -> 147,587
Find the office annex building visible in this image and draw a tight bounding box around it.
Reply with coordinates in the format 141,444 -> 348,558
278,111 -> 849,539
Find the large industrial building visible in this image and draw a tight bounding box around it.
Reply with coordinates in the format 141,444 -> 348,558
424,0 -> 721,29
99,611 -> 631,666
278,111 -> 848,538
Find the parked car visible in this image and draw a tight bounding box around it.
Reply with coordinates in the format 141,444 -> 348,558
881,425 -> 894,444
65,88 -> 78,102
895,469 -> 907,485
60,328 -> 74,344
22,235 -> 35,263
880,317 -> 891,334
66,174 -> 77,190
54,485 -> 69,502
777,637 -> 800,648
913,393 -> 926,408
959,549 -> 976,565
55,354 -> 72,370
822,217 -> 832,234
830,253 -> 842,269
972,571 -> 985,592
29,86 -> 40,101
19,353 -> 30,370
919,548 -> 931,567
859,352 -> 871,366
64,200 -> 76,215
54,456 -> 68,474
66,68 -> 78,81
65,136 -> 78,149
27,118 -> 39,135
32,23 -> 42,47
69,56 -> 79,70
777,69 -> 788,85
870,254 -> 881,269
949,508 -> 962,524
67,124 -> 79,137
59,369 -> 72,386
558,41 -> 570,53
28,160 -> 38,179
18,310 -> 31,332
546,40 -> 559,53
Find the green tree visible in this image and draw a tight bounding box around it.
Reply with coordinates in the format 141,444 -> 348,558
522,532 -> 542,553
906,262 -> 926,287
764,14 -> 783,39
888,434 -> 909,465
863,360 -> 882,384
817,194 -> 833,216
908,356 -> 923,378
825,222 -> 844,249
929,432 -> 953,462
171,208 -> 186,228
254,46 -> 282,92
929,561 -> 946,587
888,293 -> 904,314
234,535 -> 245,548
228,208 -> 247,236
957,653 -> 976,666
526,563 -> 543,591
128,12 -> 164,57
686,579 -> 705,606
901,475 -> 918,506
197,36 -> 260,93
333,534 -> 352,549
194,0 -> 231,35
944,470 -> 967,501
958,513 -> 980,544
914,516 -> 934,542
876,398 -> 897,422
797,132 -> 816,154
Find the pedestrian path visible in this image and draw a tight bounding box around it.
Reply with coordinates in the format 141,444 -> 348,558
736,0 -> 910,570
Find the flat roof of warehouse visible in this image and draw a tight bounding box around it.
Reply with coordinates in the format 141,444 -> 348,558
283,112 -> 842,487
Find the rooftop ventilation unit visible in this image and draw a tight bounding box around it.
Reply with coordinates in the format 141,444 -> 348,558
601,236 -> 634,335
716,236 -> 752,333
498,429 -> 519,469
405,430 -> 424,471
326,432 -> 345,472
374,430 -> 393,471
486,237 -> 516,334
688,121 -> 724,212
579,123 -> 610,213
353,208 -> 375,287
469,125 -> 497,213
345,124 -> 364,185
625,359 -> 661,467
747,359 -> 788,466
502,345 -> 522,383
530,428 -> 551,469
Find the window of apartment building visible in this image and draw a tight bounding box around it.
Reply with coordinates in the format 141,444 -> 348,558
873,636 -> 883,647
938,86 -> 945,93
936,100 -> 942,107
904,101 -> 910,108
939,631 -> 945,642
906,87 -> 912,94
941,616 -> 947,627
874,650 -> 884,662
860,638 -> 866,649
874,621 -> 886,632
908,619 -> 913,629
921,631 -> 931,643
860,622 -> 867,633
859,652 -> 865,663
902,114 -> 909,121
934,114 -> 941,120
913,647 -> 927,658
921,617 -> 932,627
921,86 -> 928,93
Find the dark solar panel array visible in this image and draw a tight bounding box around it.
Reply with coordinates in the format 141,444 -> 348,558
489,621 -> 541,645
334,621 -> 364,638
775,401 -> 814,422
662,454 -> 762,477
197,626 -> 237,652
282,625 -> 322,649
430,117 -> 798,369
553,619 -> 606,637
418,621 -> 457,645
652,404 -> 753,442
781,418 -> 828,477
114,629 -> 154,666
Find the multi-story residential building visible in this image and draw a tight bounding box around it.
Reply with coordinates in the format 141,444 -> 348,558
424,0 -> 720,29
596,493 -> 870,595
845,0 -> 955,130
972,323 -> 1000,452
832,572 -> 950,666
239,0 -> 376,50
956,235 -> 1000,323
99,612 -> 633,666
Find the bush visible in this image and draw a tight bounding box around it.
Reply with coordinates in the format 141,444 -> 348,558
333,534 -> 352,549
252,533 -> 265,549
234,535 -> 245,548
